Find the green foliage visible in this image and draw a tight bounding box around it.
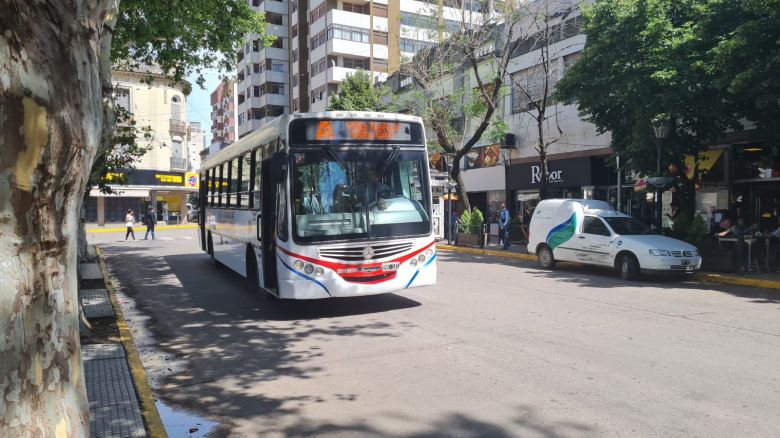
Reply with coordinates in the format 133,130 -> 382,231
112,0 -> 272,87
556,0 -> 780,178
486,119 -> 509,144
458,208 -> 484,234
671,213 -> 707,247
326,71 -> 391,111
90,0 -> 272,194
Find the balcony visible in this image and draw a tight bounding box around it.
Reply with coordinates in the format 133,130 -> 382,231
169,119 -> 188,136
170,157 -> 188,171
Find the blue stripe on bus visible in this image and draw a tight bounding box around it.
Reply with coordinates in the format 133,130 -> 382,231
405,254 -> 436,289
277,255 -> 332,297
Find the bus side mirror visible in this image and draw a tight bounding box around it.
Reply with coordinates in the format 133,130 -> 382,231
271,152 -> 288,183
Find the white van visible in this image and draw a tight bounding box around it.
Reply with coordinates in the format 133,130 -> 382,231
528,199 -> 702,280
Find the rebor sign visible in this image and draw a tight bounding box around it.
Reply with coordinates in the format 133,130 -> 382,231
531,165 -> 564,184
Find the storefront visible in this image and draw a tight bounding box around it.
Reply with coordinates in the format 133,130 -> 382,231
462,144 -> 506,224
730,142 -> 780,231
506,153 -> 617,220
86,169 -> 199,224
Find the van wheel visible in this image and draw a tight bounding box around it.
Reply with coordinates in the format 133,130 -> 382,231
619,254 -> 639,280
537,245 -> 556,270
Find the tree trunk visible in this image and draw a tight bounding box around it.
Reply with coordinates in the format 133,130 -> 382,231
538,147 -> 549,200
0,1 -> 114,435
455,170 -> 470,212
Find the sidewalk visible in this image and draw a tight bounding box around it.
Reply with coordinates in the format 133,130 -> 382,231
86,222 -> 197,233
79,247 -> 166,437
438,240 -> 780,292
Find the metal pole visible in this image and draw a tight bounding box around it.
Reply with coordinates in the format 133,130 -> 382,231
655,138 -> 662,231
616,154 -> 622,213
447,185 -> 453,244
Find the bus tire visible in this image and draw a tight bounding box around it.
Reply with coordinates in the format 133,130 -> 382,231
537,244 -> 556,270
246,246 -> 262,294
208,233 -> 221,269
618,253 -> 639,281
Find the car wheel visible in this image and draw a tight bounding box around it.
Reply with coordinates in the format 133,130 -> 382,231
619,253 -> 639,280
538,245 -> 556,270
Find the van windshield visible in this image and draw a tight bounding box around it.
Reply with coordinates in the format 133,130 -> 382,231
603,217 -> 654,235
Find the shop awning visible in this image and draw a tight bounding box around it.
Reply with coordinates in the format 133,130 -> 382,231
89,188 -> 150,198
684,149 -> 724,180
516,192 -> 540,201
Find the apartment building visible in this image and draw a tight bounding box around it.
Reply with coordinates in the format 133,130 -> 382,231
210,79 -> 238,152
236,0 -> 482,138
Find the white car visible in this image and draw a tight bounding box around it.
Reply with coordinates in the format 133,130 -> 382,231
528,199 -> 702,280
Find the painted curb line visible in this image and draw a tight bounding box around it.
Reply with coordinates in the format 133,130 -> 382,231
88,224 -> 197,233
96,247 -> 168,438
437,244 -> 780,292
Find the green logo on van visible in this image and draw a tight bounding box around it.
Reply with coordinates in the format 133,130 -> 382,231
546,213 -> 576,250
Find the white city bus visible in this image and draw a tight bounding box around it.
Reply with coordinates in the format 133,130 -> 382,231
198,112 -> 437,299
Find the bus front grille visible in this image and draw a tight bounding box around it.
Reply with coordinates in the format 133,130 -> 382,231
319,241 -> 414,261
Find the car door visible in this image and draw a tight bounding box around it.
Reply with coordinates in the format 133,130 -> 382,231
577,216 -> 614,265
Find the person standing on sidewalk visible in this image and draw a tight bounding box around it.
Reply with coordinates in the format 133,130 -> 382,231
143,206 -> 157,240
125,209 -> 136,241
499,203 -> 510,250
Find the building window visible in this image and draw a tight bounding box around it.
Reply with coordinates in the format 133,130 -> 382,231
342,2 -> 368,14
511,15 -> 584,59
328,24 -> 372,44
293,98 -> 299,112
253,40 -> 260,52
268,82 -> 285,95
292,25 -> 298,38
311,57 -> 328,77
310,3 -> 328,23
372,3 -> 388,17
372,58 -> 388,73
271,38 -> 284,49
253,63 -> 261,73
171,96 -> 181,121
373,30 -> 388,45
114,87 -> 131,112
238,112 -> 246,125
292,0 -> 297,12
511,64 -> 560,113
342,56 -> 369,70
292,49 -> 298,62
271,62 -> 285,72
310,29 -> 328,50
400,38 -> 431,54
311,86 -> 326,104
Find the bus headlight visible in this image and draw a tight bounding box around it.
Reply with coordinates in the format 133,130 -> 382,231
425,249 -> 433,258
410,258 -> 418,267
304,264 -> 315,275
418,254 -> 426,263
293,260 -> 305,270
314,267 -> 324,277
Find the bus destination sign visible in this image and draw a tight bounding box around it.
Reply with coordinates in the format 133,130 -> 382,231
305,120 -> 413,142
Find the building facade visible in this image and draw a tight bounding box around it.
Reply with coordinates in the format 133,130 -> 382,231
210,79 -> 238,150
235,0 -> 481,138
86,68 -> 198,225
188,121 -> 206,171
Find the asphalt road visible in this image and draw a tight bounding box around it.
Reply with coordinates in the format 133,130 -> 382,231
92,229 -> 780,437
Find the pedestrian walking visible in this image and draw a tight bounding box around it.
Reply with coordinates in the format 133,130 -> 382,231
143,206 -> 157,240
449,210 -> 460,245
499,203 -> 510,250
125,209 -> 136,240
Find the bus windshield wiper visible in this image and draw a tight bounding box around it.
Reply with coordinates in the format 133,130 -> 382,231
376,146 -> 400,177
323,145 -> 352,178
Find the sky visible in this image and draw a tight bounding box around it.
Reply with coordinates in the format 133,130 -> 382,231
186,68 -> 224,148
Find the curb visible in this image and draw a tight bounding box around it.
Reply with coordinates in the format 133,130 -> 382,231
96,247 -> 168,438
437,244 -> 780,292
88,224 -> 197,233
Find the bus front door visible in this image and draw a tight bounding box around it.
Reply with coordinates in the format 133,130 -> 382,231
261,158 -> 278,290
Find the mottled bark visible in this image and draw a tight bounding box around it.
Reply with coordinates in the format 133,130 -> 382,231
0,0 -> 115,435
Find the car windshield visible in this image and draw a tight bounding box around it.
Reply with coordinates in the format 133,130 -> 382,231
291,148 -> 430,242
603,216 -> 654,235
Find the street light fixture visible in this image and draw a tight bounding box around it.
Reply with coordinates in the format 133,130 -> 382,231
651,118 -> 672,231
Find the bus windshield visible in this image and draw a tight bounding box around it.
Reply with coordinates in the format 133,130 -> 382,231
291,148 -> 430,242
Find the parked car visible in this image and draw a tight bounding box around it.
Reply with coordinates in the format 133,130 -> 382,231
528,199 -> 702,280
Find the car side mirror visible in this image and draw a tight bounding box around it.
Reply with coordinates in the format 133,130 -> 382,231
271,151 -> 288,183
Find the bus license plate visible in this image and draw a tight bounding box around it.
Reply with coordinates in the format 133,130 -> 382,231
382,262 -> 400,272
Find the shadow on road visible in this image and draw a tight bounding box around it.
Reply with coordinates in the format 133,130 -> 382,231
439,252 -> 780,304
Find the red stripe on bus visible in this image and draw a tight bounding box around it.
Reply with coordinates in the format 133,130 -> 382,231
277,241 -> 435,275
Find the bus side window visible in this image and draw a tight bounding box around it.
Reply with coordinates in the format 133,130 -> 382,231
218,164 -> 225,207
209,168 -> 216,207
239,154 -> 251,208
252,149 -> 262,210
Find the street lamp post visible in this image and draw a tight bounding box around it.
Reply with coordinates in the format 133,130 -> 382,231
652,119 -> 671,231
